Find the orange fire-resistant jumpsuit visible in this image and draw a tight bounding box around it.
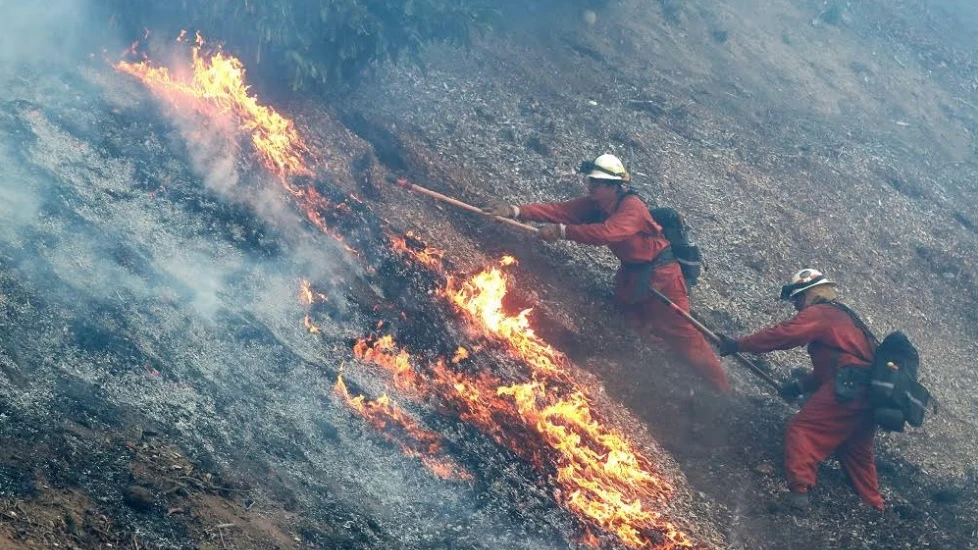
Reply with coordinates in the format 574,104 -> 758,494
516,193 -> 730,392
735,301 -> 884,510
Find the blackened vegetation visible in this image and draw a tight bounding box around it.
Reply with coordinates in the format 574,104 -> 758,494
0,384 -> 193,546
286,144 -> 663,544
0,93 -> 596,548
170,190 -> 284,258
289,195 -> 598,545
886,175 -> 928,200
108,0 -> 618,93
952,211 -> 978,234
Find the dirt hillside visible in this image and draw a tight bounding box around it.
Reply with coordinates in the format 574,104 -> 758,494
1,1 -> 976,549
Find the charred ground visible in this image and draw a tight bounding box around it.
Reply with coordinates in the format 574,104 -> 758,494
2,0 -> 978,549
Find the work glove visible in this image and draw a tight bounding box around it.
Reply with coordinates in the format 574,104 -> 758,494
483,203 -> 516,218
538,224 -> 564,242
715,333 -> 739,357
778,379 -> 805,402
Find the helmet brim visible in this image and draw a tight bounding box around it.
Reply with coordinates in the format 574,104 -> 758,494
585,170 -> 623,181
780,279 -> 835,300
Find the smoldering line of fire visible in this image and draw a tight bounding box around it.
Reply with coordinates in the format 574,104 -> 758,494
109,31 -> 474,484
0,8 -> 573,549
273,134 -> 700,546
114,35 -> 701,550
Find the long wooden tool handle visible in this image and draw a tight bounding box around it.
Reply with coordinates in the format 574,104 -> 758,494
649,287 -> 782,390
392,177 -> 539,233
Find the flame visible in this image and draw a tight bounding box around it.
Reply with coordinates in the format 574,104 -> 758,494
353,335 -> 419,392
303,315 -> 321,334
352,329 -> 695,548
115,32 -> 310,179
300,279 -> 328,305
334,375 -> 471,481
388,231 -> 446,271
579,529 -> 603,548
443,260 -> 565,380
442,263 -> 694,547
451,347 -> 470,364
120,32 -> 700,549
115,32 -> 364,254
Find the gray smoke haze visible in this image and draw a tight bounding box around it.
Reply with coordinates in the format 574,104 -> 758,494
0,3 -> 560,548
0,1 -> 95,74
0,0 -> 354,319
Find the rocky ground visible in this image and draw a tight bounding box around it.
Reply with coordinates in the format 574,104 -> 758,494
1,0 -> 977,549
340,0 -> 978,547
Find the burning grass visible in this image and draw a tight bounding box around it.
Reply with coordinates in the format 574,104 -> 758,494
116,31 -> 311,179
351,259 -> 700,549
117,35 -> 703,549
334,374 -> 472,481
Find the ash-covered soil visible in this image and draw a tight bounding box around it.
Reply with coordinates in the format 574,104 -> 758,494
4,67 -> 669,546
0,11 -> 721,550
339,0 -> 978,548
2,1 -> 978,549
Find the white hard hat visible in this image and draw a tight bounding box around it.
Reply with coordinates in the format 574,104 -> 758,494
780,268 -> 835,300
584,153 -> 629,181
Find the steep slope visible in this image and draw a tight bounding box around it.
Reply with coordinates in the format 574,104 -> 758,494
1,1 -> 976,549
341,0 -> 978,548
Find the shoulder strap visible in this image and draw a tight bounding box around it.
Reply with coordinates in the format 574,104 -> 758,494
618,189 -> 643,208
616,190 -> 659,236
823,300 -> 881,348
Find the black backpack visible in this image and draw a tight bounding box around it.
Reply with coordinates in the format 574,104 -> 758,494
608,186 -> 705,289
868,331 -> 929,431
828,302 -> 930,432
649,207 -> 704,287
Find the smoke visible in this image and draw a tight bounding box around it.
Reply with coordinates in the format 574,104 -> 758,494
180,113 -> 242,196
0,1 -> 92,75
0,159 -> 40,231
0,0 -> 345,330
0,0 -> 115,233
0,1 -> 88,280
0,4 -> 604,549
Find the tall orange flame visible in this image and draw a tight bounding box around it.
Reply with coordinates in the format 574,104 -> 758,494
353,330 -> 696,548
120,33 -> 701,549
115,34 -> 367,254
115,32 -> 310,179
441,262 -> 695,547
443,258 -> 566,380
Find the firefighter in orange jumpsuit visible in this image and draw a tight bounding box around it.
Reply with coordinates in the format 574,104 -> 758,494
485,154 -> 729,393
715,269 -> 883,511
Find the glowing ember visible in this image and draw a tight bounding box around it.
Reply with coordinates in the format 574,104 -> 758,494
334,375 -> 471,481
388,231 -> 446,271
